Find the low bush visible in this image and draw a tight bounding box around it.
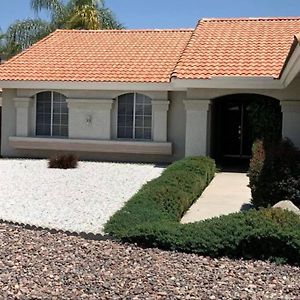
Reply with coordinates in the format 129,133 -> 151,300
105,156 -> 216,237
105,156 -> 300,265
249,139 -> 300,208
123,209 -> 300,265
48,153 -> 79,169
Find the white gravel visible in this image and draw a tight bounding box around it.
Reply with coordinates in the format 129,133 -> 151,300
0,159 -> 164,235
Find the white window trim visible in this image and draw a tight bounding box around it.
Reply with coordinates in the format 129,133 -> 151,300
116,92 -> 152,141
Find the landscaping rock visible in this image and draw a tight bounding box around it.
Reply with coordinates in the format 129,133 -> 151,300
0,222 -> 299,299
273,200 -> 300,215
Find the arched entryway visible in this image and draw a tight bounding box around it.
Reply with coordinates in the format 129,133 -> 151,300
210,94 -> 282,166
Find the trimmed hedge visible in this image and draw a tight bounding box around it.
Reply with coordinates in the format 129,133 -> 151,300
105,157 -> 216,237
123,209 -> 300,264
105,156 -> 300,265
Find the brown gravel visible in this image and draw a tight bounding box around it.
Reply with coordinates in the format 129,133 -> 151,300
0,223 -> 299,299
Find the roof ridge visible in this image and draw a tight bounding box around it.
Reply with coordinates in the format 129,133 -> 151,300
171,25 -> 198,79
200,16 -> 300,22
55,28 -> 194,33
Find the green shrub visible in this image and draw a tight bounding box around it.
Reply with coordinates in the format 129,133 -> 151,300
105,156 -> 216,236
111,209 -> 300,265
249,139 -> 300,208
248,98 -> 282,144
105,156 -> 300,265
48,153 -> 79,169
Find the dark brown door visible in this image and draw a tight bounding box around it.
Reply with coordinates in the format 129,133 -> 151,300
219,100 -> 252,159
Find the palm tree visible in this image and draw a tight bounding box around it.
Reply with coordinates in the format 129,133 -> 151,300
2,0 -> 123,58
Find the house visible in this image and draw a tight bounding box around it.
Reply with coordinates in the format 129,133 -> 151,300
0,17 -> 299,163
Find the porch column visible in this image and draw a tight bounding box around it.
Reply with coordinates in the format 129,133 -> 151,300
281,100 -> 300,148
14,97 -> 32,137
152,100 -> 169,142
67,99 -> 114,140
184,100 -> 210,157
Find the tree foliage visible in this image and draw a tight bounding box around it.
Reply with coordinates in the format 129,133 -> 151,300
0,0 -> 123,59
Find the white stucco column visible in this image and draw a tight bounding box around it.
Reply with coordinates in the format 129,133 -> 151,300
151,100 -> 169,142
67,99 -> 114,140
14,97 -> 32,137
184,100 -> 210,157
281,100 -> 300,148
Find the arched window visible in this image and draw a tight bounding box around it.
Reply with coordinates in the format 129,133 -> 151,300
36,91 -> 68,137
117,93 -> 152,140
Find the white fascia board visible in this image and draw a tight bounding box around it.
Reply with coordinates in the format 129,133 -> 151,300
280,44 -> 300,88
0,80 -> 176,91
172,76 -> 283,89
0,75 -> 291,92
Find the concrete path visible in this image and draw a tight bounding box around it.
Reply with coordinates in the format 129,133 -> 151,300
181,172 -> 252,223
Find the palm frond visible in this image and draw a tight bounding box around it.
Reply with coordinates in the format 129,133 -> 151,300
100,8 -> 124,29
67,5 -> 102,30
31,0 -> 64,14
6,18 -> 53,51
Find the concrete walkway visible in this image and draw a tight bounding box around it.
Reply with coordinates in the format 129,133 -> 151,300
181,172 -> 252,223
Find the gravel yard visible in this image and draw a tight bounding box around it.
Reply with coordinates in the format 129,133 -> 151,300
0,159 -> 163,234
0,223 -> 299,299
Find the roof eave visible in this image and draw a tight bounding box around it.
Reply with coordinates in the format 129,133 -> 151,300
280,35 -> 300,87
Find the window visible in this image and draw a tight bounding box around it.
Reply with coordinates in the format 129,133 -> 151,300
117,93 -> 152,140
36,91 -> 68,137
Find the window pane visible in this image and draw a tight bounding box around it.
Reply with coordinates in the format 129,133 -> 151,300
125,127 -> 133,139
117,94 -> 134,139
135,116 -> 143,127
36,92 -> 51,136
144,116 -> 152,128
118,127 -> 126,138
118,115 -> 125,126
36,91 -> 68,137
118,93 -> 152,140
125,115 -> 133,127
36,124 -> 51,136
61,114 -> 68,125
60,125 -> 68,137
144,128 -> 152,140
144,105 -> 152,116
135,128 -> 143,139
53,114 -> 60,125
135,104 -> 143,115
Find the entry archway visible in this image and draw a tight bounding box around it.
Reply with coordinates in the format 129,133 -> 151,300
210,94 -> 282,164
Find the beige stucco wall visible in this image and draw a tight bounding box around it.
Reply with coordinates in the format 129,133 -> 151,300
1,78 -> 300,162
1,89 -> 187,162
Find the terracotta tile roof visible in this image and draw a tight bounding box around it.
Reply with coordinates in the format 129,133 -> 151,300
0,29 -> 193,83
1,17 -> 300,83
173,17 -> 300,80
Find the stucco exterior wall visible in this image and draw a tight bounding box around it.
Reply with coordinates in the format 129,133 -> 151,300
1,78 -> 300,162
1,89 -> 187,162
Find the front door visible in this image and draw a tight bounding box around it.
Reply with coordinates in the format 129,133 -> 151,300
212,98 -> 253,161
221,101 -> 252,158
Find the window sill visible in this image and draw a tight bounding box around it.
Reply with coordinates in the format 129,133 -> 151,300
9,137 -> 172,155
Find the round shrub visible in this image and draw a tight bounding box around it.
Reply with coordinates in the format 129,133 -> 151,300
48,153 -> 79,169
248,139 -> 300,208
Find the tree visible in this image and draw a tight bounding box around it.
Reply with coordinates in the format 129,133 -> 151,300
2,0 -> 123,59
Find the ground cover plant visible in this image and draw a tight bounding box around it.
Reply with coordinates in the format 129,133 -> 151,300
105,156 -> 300,265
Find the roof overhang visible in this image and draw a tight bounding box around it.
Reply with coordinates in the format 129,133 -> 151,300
0,80 -> 176,91
0,76 -> 286,91
280,35 -> 300,87
171,76 -> 283,89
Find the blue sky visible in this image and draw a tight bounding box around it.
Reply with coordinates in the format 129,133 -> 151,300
1,0 -> 300,31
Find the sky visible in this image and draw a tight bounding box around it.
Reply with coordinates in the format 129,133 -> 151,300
0,0 -> 300,31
